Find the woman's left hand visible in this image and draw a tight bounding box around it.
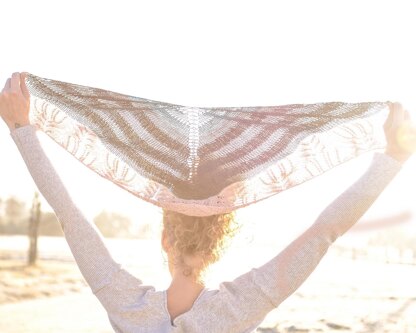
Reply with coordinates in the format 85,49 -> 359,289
384,102 -> 416,163
0,72 -> 31,131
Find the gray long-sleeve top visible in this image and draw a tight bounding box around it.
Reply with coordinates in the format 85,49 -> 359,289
10,124 -> 403,333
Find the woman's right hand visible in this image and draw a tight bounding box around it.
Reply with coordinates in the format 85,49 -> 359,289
0,72 -> 31,131
383,102 -> 416,163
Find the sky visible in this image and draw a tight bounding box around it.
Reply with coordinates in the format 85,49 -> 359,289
1,0 -> 416,244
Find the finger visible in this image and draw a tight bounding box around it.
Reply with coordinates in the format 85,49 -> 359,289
393,101 -> 404,114
392,102 -> 406,130
10,72 -> 21,92
1,78 -> 11,93
403,109 -> 412,122
384,101 -> 396,131
20,72 -> 30,99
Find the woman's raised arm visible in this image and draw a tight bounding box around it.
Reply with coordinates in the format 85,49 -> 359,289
10,124 -> 126,294
250,151 -> 403,308
220,103 -> 414,321
1,73 -> 152,312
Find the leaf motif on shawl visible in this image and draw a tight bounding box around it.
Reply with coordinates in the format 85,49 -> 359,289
24,73 -> 390,216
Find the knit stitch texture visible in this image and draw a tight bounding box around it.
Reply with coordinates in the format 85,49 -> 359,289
23,73 -> 392,216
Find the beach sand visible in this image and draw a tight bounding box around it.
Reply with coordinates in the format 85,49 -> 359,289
1,236 -> 415,332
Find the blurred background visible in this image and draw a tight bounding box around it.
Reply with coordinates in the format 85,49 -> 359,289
1,1 -> 416,332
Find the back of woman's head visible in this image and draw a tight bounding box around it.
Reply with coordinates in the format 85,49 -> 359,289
162,209 -> 241,281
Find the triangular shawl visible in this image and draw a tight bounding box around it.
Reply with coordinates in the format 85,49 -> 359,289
23,73 -> 390,216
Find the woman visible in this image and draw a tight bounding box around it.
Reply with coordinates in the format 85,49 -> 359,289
1,72 -> 414,333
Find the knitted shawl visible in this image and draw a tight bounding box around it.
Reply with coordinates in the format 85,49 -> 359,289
23,73 -> 390,216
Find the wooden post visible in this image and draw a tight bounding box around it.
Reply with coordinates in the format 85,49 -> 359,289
28,192 -> 41,266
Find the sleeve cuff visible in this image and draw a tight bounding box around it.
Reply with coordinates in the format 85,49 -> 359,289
373,152 -> 405,169
9,124 -> 39,145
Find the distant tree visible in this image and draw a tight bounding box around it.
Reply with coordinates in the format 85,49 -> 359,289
0,197 -> 4,232
28,192 -> 42,266
2,196 -> 29,234
94,210 -> 133,238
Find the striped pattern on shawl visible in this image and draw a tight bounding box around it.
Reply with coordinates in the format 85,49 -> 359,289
23,73 -> 390,216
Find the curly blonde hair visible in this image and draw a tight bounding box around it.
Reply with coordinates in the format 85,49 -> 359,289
162,209 -> 241,282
